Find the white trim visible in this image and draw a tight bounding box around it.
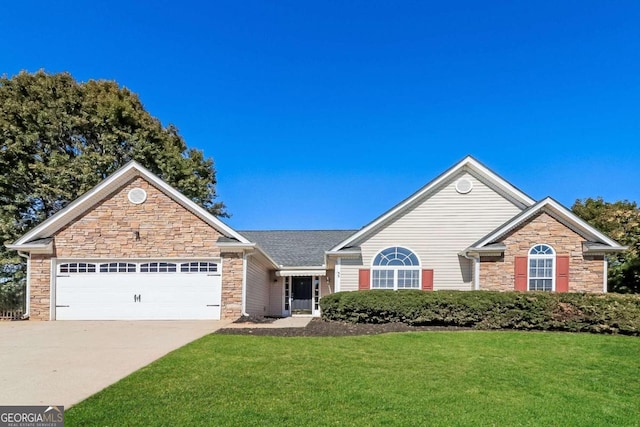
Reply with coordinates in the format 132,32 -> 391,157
50,257 -> 56,321
241,252 -> 251,316
331,156 -> 535,251
12,161 -> 250,247
603,258 -> 608,293
277,269 -> 326,277
473,198 -> 624,250
335,258 -> 341,293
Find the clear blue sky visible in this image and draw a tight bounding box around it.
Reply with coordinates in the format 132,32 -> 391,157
2,1 -> 639,230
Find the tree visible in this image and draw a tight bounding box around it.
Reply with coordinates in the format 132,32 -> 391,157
0,70 -> 227,308
572,197 -> 640,293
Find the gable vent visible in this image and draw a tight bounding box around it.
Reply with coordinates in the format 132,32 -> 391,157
128,188 -> 147,204
455,178 -> 473,194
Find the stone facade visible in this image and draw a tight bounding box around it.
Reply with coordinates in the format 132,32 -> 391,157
28,176 -> 243,320
480,212 -> 605,292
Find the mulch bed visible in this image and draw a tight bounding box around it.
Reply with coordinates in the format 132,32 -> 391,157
215,318 -> 472,337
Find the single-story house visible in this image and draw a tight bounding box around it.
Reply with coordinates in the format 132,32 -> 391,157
7,156 -> 626,321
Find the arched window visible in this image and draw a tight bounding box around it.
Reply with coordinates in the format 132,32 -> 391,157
371,247 -> 420,289
528,244 -> 555,291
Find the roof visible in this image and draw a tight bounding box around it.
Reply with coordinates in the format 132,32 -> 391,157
240,230 -> 357,267
465,197 -> 626,253
331,155 -> 536,251
10,161 -> 250,247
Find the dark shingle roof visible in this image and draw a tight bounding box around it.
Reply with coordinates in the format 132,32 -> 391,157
240,230 -> 357,267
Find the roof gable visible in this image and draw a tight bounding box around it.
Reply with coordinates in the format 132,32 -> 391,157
11,161 -> 249,246
331,156 -> 535,251
468,197 -> 625,251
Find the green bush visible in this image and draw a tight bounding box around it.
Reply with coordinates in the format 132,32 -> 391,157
0,281 -> 25,312
319,291 -> 640,335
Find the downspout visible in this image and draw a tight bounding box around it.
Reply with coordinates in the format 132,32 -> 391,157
462,251 -> 480,290
603,258 -> 608,293
241,251 -> 254,317
17,251 -> 30,319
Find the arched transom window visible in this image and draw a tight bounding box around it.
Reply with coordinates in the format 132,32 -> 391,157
528,244 -> 555,291
372,247 -> 420,289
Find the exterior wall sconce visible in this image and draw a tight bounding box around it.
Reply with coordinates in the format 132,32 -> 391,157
134,231 -> 141,241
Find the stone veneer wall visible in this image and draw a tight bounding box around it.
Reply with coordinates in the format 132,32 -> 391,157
28,176 -> 243,320
480,212 -> 604,293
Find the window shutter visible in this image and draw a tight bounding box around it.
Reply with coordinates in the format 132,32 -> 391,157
556,255 -> 569,292
358,269 -> 370,290
421,269 -> 434,291
514,256 -> 528,291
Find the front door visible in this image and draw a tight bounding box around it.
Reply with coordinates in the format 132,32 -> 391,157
291,276 -> 312,314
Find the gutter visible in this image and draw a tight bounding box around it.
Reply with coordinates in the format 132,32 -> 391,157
17,251 -> 30,320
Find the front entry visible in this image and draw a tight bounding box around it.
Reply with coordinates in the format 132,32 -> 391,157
291,276 -> 313,314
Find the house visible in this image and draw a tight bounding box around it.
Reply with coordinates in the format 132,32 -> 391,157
6,156 -> 625,321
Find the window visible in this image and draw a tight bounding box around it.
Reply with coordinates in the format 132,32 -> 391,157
371,247 -> 420,290
59,263 -> 97,273
140,262 -> 177,273
528,244 -> 555,291
99,262 -> 137,273
180,262 -> 218,273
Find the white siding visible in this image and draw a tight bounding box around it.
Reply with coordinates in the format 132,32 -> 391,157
341,172 -> 523,290
269,278 -> 284,316
340,257 -> 363,292
245,256 -> 271,316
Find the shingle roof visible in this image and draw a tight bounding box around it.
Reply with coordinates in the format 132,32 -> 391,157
240,230 -> 357,267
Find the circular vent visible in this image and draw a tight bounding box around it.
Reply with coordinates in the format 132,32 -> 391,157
127,188 -> 147,204
455,178 -> 473,194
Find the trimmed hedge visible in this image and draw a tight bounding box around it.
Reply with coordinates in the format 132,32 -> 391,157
319,290 -> 640,335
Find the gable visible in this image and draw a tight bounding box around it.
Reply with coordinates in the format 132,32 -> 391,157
331,156 -> 534,251
357,170 -> 524,262
54,177 -> 225,258
10,161 -> 248,248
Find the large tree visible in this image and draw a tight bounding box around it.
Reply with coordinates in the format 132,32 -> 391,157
572,197 -> 640,293
0,70 -> 226,307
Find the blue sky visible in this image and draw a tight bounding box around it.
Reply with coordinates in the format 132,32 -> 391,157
2,1 -> 639,230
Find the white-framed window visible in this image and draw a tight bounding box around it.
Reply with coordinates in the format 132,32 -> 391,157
100,262 -> 137,273
140,262 -> 177,273
528,244 -> 555,291
180,262 -> 218,273
371,247 -> 420,290
59,263 -> 97,274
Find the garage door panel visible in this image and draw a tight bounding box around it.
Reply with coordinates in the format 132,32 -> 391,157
55,261 -> 222,320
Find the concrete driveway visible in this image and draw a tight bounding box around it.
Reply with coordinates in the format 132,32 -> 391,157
0,320 -> 230,408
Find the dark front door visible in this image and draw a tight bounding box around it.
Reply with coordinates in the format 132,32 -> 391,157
291,276 -> 312,313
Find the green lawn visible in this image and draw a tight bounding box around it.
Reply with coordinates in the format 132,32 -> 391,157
66,331 -> 640,426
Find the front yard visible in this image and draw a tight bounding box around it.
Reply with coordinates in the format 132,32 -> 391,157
67,331 -> 640,426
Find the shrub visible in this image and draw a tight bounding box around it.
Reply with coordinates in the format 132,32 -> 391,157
0,280 -> 25,312
319,291 -> 640,335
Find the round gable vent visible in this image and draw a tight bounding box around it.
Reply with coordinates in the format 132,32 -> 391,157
455,178 -> 473,194
128,188 -> 147,204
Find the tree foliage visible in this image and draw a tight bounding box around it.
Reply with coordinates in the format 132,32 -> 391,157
572,197 -> 640,293
0,70 -> 227,307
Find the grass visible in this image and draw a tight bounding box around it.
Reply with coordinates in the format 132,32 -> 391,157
66,331 -> 640,426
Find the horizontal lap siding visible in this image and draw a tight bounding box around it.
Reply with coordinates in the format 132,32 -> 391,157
246,256 -> 271,316
344,172 -> 522,291
269,279 -> 284,316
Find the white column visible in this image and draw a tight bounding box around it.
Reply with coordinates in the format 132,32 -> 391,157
335,258 -> 341,293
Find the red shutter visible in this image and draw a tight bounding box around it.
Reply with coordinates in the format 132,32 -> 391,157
514,256 -> 528,291
422,269 -> 434,291
358,269 -> 370,290
556,255 -> 569,292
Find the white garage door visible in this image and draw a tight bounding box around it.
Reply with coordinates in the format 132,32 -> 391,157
55,260 -> 222,320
